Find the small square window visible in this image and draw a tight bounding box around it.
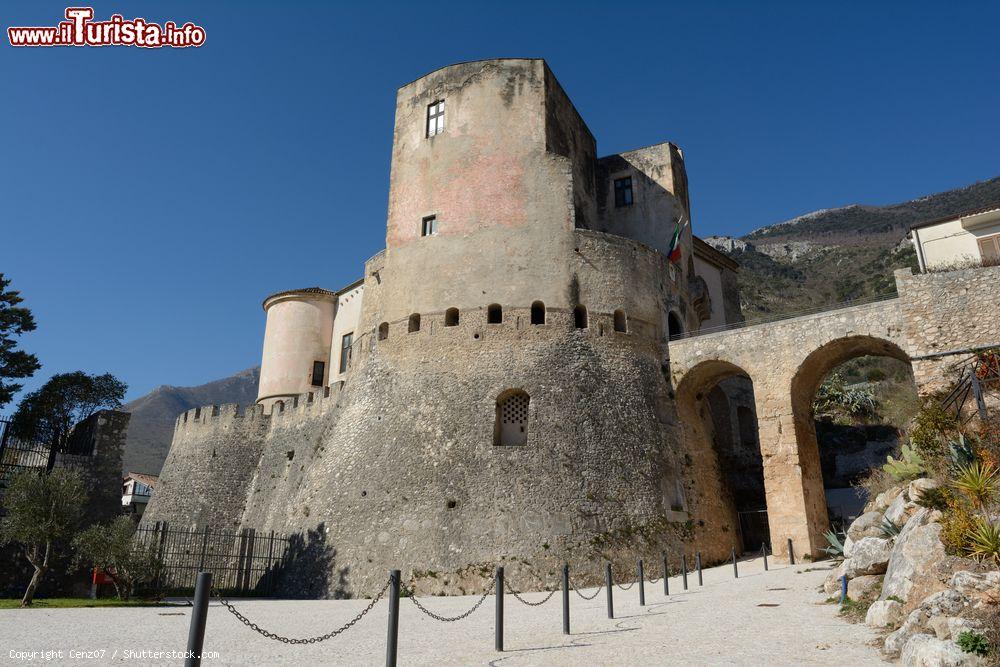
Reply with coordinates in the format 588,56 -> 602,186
614,176 -> 633,207
427,100 -> 445,137
421,215 -> 437,237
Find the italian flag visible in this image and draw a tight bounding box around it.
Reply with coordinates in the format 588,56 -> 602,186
668,218 -> 689,264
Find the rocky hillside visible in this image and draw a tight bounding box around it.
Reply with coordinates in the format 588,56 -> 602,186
706,176 -> 1000,318
122,367 -> 259,475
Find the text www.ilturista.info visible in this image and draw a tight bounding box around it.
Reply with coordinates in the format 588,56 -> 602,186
8,7 -> 205,48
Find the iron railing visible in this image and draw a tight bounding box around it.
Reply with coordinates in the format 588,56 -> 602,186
135,523 -> 292,595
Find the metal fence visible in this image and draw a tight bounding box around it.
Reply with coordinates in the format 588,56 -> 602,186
0,416 -> 52,494
135,524 -> 292,595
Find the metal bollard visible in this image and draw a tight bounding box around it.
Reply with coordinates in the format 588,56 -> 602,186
637,559 -> 645,606
184,571 -> 212,667
840,575 -> 848,605
662,553 -> 669,596
762,542 -> 769,571
386,570 -> 400,667
562,563 -> 570,635
787,538 -> 795,565
681,554 -> 688,590
605,563 -> 614,619
696,552 -> 703,586
495,566 -> 504,652
732,547 -> 738,579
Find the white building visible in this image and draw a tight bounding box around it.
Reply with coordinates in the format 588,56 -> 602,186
909,205 -> 1000,271
122,472 -> 157,517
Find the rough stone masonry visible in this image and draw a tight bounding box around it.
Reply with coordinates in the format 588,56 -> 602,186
141,58 -> 1000,598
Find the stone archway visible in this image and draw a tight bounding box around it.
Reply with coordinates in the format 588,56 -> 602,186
785,335 -> 912,545
675,359 -> 763,555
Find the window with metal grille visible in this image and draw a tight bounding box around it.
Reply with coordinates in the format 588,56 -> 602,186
614,176 -> 633,207
495,390 -> 530,446
427,100 -> 445,137
338,334 -> 353,373
421,215 -> 437,237
311,360 -> 325,386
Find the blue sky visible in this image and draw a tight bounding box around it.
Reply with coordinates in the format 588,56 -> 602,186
2,1 -> 998,404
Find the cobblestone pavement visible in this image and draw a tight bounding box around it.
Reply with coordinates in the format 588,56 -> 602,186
1,557 -> 885,665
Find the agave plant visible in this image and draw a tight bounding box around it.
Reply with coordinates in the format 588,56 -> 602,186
947,434 -> 976,470
822,529 -> 845,558
952,460 -> 999,509
965,518 -> 1000,565
880,518 -> 901,538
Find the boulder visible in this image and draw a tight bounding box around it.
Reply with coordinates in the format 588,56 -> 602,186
823,560 -> 847,595
880,513 -> 946,602
884,589 -> 971,656
847,510 -> 885,542
907,478 -> 940,504
884,610 -> 926,656
928,616 -> 982,640
950,570 -> 1000,599
900,633 -> 984,666
866,599 -> 904,628
872,486 -> 903,513
885,492 -> 918,525
845,537 -> 893,577
848,574 -> 883,600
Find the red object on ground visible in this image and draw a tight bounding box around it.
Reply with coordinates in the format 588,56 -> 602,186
92,568 -> 114,585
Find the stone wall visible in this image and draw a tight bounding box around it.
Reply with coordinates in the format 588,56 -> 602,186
141,404 -> 269,531
895,265 -> 1000,391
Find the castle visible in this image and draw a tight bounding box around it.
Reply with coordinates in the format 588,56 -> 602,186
142,59 -> 1000,597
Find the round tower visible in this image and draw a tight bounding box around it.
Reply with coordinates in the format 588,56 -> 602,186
256,288 -> 336,410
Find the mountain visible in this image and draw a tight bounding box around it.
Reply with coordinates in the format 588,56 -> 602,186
705,176 -> 1000,318
122,367 -> 260,475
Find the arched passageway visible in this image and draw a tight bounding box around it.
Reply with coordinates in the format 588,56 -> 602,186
675,360 -> 766,554
788,335 -> 913,540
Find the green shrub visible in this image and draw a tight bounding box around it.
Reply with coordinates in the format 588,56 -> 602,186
909,405 -> 958,461
956,630 -> 990,657
915,486 -> 952,511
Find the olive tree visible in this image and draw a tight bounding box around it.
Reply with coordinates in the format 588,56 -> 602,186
73,516 -> 162,600
0,468 -> 86,606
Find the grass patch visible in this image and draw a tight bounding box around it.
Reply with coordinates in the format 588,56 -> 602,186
0,598 -> 169,610
839,597 -> 872,623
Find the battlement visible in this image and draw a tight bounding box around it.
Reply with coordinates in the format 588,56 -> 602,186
174,383 -> 346,434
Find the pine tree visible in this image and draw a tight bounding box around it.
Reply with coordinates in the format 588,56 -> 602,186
0,273 -> 41,409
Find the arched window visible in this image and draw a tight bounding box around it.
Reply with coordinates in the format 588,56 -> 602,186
487,303 -> 502,324
408,313 -> 421,333
494,389 -> 530,446
378,322 -> 389,340
668,312 -> 683,339
530,301 -> 545,325
445,308 -> 460,327
573,305 -> 588,329
613,309 -> 628,333
274,400 -> 285,414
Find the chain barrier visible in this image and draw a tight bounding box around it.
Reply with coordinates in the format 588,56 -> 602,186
213,577 -> 391,644
647,575 -> 661,584
615,580 -> 635,591
503,580 -> 558,607
569,578 -> 603,600
404,577 -> 496,622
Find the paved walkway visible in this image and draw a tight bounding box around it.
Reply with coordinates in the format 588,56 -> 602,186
1,557 -> 885,665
